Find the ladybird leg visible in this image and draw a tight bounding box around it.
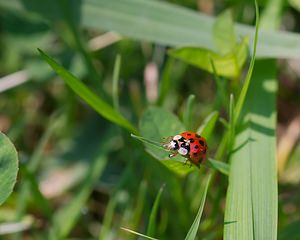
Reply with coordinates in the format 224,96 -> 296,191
168,152 -> 178,158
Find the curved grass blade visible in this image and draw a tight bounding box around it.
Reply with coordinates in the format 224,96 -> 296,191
184,174 -> 211,240
38,49 -> 138,134
197,111 -> 219,140
147,184 -> 165,237
205,158 -> 229,176
183,94 -> 195,130
233,0 -> 259,125
112,54 -> 121,112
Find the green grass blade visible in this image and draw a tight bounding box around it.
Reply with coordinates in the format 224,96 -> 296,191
38,49 -> 138,134
112,54 -> 121,112
120,227 -> 158,240
205,158 -> 229,176
234,0 -> 259,124
79,0 -> 300,59
184,174 -> 211,240
2,0 -> 300,58
0,132 -> 18,206
146,184 -> 165,237
183,94 -> 195,130
197,111 -> 219,140
228,94 -> 235,150
224,60 -> 278,240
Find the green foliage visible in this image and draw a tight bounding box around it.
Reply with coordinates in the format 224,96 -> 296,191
38,49 -> 138,134
0,0 -> 298,239
170,10 -> 248,78
185,175 -> 211,240
0,132 -> 18,206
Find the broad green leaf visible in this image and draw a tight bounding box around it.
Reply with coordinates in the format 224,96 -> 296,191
224,60 -> 278,240
0,132 -> 18,206
169,37 -> 248,78
213,9 -> 236,54
38,49 -> 138,134
139,106 -> 194,176
147,184 -> 165,237
184,174 -> 211,240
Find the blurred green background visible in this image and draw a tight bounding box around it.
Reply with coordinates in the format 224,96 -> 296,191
0,0 -> 300,239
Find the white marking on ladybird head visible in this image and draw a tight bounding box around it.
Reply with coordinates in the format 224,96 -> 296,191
178,147 -> 188,156
173,135 -> 182,140
170,141 -> 177,149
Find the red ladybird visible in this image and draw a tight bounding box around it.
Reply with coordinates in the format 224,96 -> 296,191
162,131 -> 208,167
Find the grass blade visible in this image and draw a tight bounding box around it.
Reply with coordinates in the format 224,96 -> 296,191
183,94 -> 195,130
80,0 -> 300,59
184,174 -> 211,240
197,111 -> 219,140
38,49 -> 138,134
205,158 -> 229,176
112,54 -> 121,112
120,227 -> 158,240
224,60 -> 278,240
234,0 -> 259,125
146,184 -> 165,237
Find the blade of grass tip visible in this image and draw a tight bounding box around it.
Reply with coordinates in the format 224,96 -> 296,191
38,49 -> 138,135
120,227 -> 159,240
112,54 -> 121,112
183,94 -> 195,130
184,174 -> 211,240
146,184 -> 165,237
234,0 -> 259,125
205,158 -> 229,176
228,93 -> 235,151
131,180 -> 147,231
196,111 -> 219,141
131,134 -> 165,150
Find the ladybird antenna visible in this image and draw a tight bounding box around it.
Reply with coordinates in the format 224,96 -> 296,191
131,134 -> 165,149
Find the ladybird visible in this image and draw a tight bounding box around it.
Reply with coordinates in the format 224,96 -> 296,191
162,131 -> 208,167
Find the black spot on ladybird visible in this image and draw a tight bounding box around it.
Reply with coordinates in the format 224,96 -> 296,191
193,152 -> 198,156
189,138 -> 195,143
199,140 -> 205,146
194,145 -> 199,149
195,134 -> 201,138
187,133 -> 192,136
